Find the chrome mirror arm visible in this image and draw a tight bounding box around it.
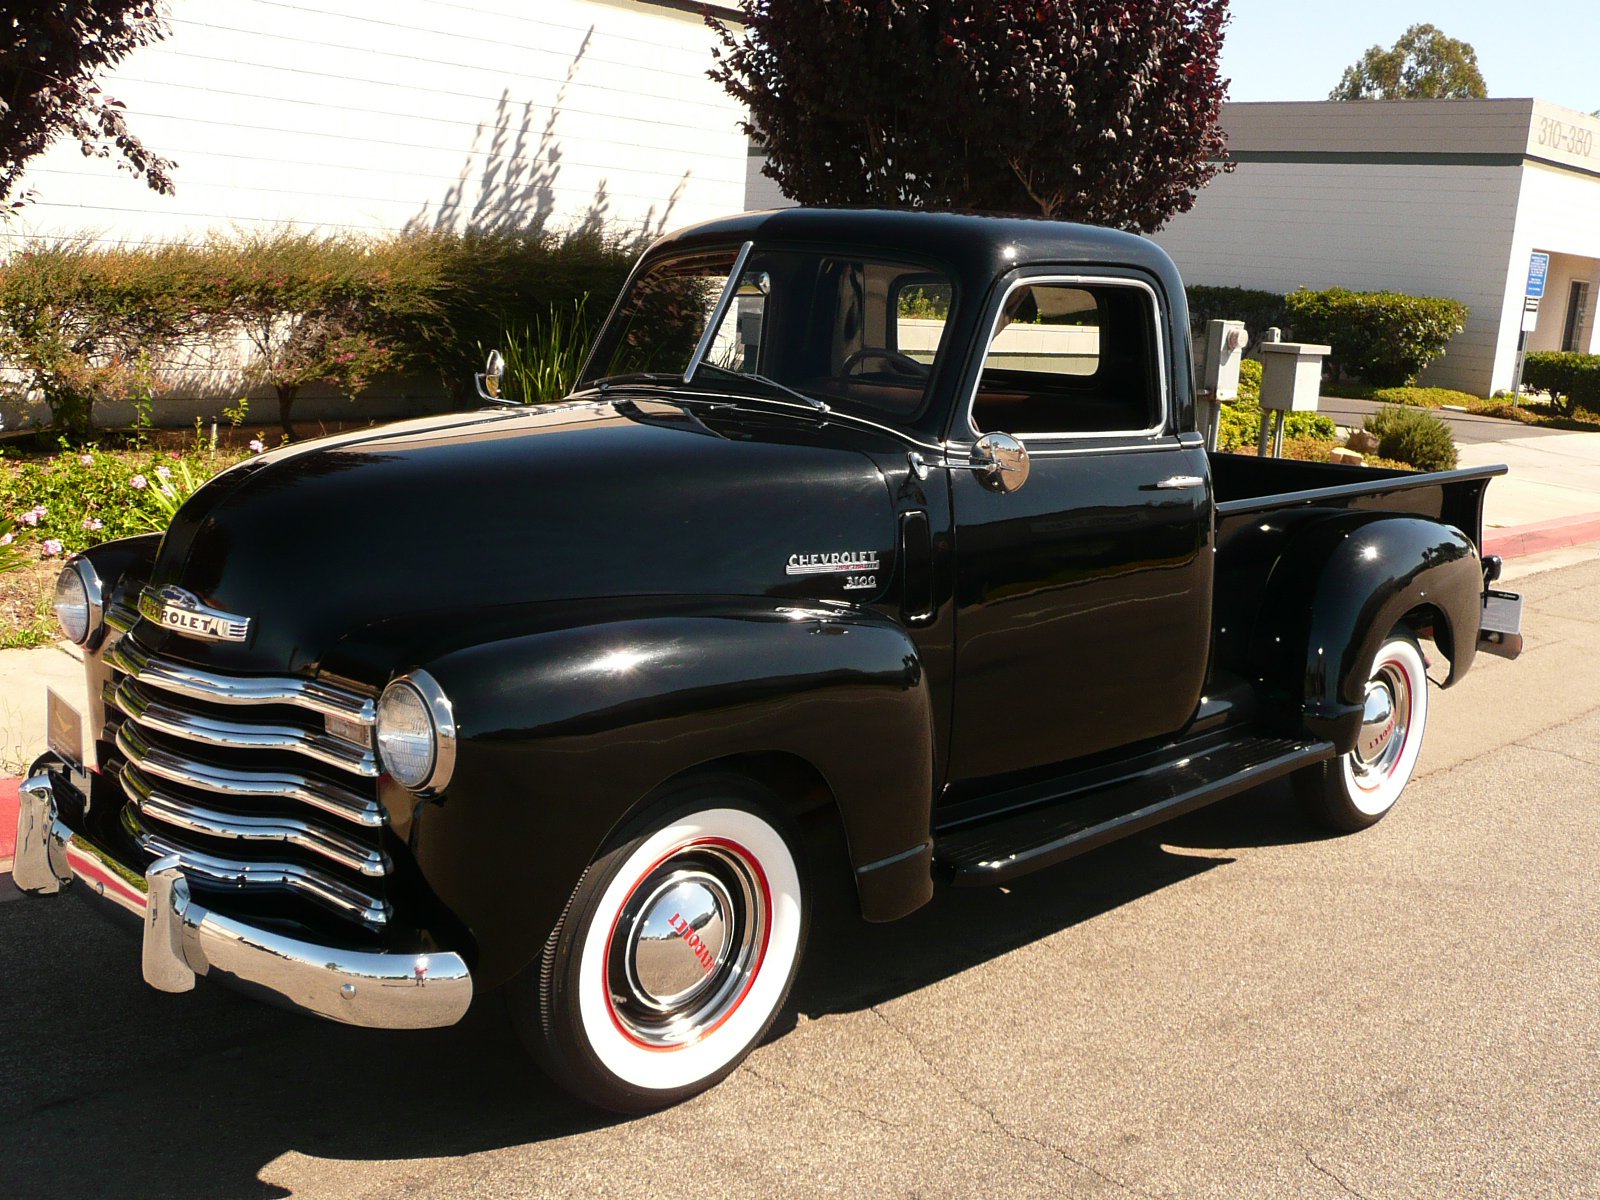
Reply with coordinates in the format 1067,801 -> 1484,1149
908,433 -> 1030,493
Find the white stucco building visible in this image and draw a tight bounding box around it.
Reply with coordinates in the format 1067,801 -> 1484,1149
1151,100 -> 1600,396
5,0 -> 748,248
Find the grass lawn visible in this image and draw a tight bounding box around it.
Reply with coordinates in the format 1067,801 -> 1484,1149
1321,382 -> 1600,432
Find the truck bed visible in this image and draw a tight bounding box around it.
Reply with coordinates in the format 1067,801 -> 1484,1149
1208,452 -> 1507,689
1210,452 -> 1506,552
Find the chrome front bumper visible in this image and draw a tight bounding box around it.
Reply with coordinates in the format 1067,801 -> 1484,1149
12,768 -> 472,1029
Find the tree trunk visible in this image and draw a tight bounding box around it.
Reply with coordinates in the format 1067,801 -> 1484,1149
276,384 -> 299,441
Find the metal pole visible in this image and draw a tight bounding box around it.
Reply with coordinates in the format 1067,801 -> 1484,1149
1511,329 -> 1528,406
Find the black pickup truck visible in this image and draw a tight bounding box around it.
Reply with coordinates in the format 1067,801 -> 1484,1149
16,209 -> 1522,1112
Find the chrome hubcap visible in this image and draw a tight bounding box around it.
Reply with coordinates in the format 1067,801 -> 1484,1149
608,843 -> 766,1047
1352,662 -> 1410,786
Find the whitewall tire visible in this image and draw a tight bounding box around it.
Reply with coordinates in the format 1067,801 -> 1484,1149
512,778 -> 808,1112
1295,634 -> 1429,832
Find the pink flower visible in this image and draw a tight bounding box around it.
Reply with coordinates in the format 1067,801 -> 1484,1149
249,439 -> 265,453
80,454 -> 94,466
42,538 -> 62,557
0,532 -> 12,546
130,474 -> 148,490
81,517 -> 103,532
155,465 -> 172,480
20,505 -> 44,527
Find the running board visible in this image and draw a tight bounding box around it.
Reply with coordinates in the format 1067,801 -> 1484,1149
936,735 -> 1336,886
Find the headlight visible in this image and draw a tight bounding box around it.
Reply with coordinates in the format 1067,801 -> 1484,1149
375,671 -> 456,794
53,560 -> 102,645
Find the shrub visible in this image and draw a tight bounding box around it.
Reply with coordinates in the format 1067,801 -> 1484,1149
1286,287 -> 1468,387
1236,356 -> 1262,401
1523,351 -> 1600,417
0,237 -> 222,435
0,435 -> 257,558
1217,394 -> 1337,453
494,296 -> 596,405
1362,405 -> 1458,471
0,225 -> 638,435
1186,286 -> 1288,343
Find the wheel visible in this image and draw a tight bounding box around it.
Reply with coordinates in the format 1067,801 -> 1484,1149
840,347 -> 930,378
512,777 -> 808,1112
1294,634 -> 1429,832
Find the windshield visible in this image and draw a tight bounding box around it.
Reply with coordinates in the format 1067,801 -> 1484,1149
580,245 -> 955,421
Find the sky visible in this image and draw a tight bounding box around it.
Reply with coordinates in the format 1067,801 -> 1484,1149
1219,0 -> 1600,115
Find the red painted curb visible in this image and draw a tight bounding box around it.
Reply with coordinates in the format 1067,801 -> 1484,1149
1483,512 -> 1600,561
1,775 -> 19,863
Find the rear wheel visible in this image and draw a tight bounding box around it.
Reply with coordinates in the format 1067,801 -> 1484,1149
1294,634 -> 1429,832
512,777 -> 808,1112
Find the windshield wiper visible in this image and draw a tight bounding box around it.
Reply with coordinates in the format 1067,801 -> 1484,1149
691,362 -> 829,414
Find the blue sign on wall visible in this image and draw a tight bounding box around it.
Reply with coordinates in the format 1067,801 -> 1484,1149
1526,252 -> 1551,300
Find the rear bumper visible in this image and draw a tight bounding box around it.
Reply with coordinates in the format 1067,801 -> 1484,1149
12,763 -> 472,1029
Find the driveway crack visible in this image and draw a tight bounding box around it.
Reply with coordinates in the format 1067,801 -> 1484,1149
867,1005 -> 1168,1199
1304,1149 -> 1376,1200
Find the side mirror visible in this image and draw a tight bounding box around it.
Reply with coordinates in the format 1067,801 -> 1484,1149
476,349 -> 509,404
972,432 -> 1029,493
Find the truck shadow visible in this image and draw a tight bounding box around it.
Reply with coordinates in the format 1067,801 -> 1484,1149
2,783 -> 1317,1198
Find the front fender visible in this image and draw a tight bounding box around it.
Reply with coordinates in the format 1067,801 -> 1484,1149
1253,513 -> 1481,751
399,598 -> 933,989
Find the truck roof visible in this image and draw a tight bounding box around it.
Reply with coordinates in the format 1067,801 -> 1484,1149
648,207 -> 1185,302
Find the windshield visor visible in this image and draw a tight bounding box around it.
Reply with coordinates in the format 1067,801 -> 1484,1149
582,245 -> 955,421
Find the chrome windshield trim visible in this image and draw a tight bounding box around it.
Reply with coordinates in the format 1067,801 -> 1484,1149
107,635 -> 375,726
126,809 -> 390,927
683,239 -> 754,384
109,677 -> 378,778
115,723 -> 384,829
120,764 -> 388,878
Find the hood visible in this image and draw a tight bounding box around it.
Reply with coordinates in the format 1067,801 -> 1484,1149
137,400 -> 902,678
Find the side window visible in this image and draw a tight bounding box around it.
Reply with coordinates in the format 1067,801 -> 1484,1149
971,281 -> 1161,436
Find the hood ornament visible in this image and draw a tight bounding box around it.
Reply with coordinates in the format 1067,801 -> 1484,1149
139,586 -> 251,644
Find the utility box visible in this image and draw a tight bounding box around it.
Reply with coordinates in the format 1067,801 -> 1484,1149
1258,341 -> 1330,412
1196,319 -> 1249,450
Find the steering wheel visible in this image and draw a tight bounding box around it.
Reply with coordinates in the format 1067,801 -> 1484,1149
841,348 -> 930,378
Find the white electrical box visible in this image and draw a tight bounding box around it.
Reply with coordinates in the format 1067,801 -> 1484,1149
1196,319 -> 1249,449
1258,342 -> 1330,412
1201,319 -> 1249,401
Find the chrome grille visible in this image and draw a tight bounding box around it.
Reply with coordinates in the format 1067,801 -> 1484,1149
102,633 -> 391,929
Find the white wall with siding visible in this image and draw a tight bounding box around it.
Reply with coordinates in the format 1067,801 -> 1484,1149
5,0 -> 748,249
1150,160 -> 1525,394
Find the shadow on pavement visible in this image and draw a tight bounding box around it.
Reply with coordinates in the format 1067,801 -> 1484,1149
1,782 -> 1314,1197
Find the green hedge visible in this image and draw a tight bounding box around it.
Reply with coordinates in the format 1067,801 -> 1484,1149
0,229 -> 639,435
1186,285 -> 1288,342
1285,287 -> 1468,387
1523,351 -> 1600,417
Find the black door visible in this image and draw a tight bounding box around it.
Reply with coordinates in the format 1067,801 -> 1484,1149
945,276 -> 1214,790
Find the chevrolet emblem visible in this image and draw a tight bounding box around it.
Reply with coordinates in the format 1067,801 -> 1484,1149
139,586 -> 252,644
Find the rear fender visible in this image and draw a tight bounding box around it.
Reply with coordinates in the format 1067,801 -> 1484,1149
400,599 -> 933,989
1252,513 -> 1481,751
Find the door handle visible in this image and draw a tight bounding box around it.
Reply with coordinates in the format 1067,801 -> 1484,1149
1153,475 -> 1206,490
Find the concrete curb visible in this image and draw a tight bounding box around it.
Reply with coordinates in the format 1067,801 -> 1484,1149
1,774 -> 18,872
1482,512 -> 1600,561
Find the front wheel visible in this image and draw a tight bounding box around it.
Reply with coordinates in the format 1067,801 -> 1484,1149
511,778 -> 808,1112
1294,634 -> 1429,832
